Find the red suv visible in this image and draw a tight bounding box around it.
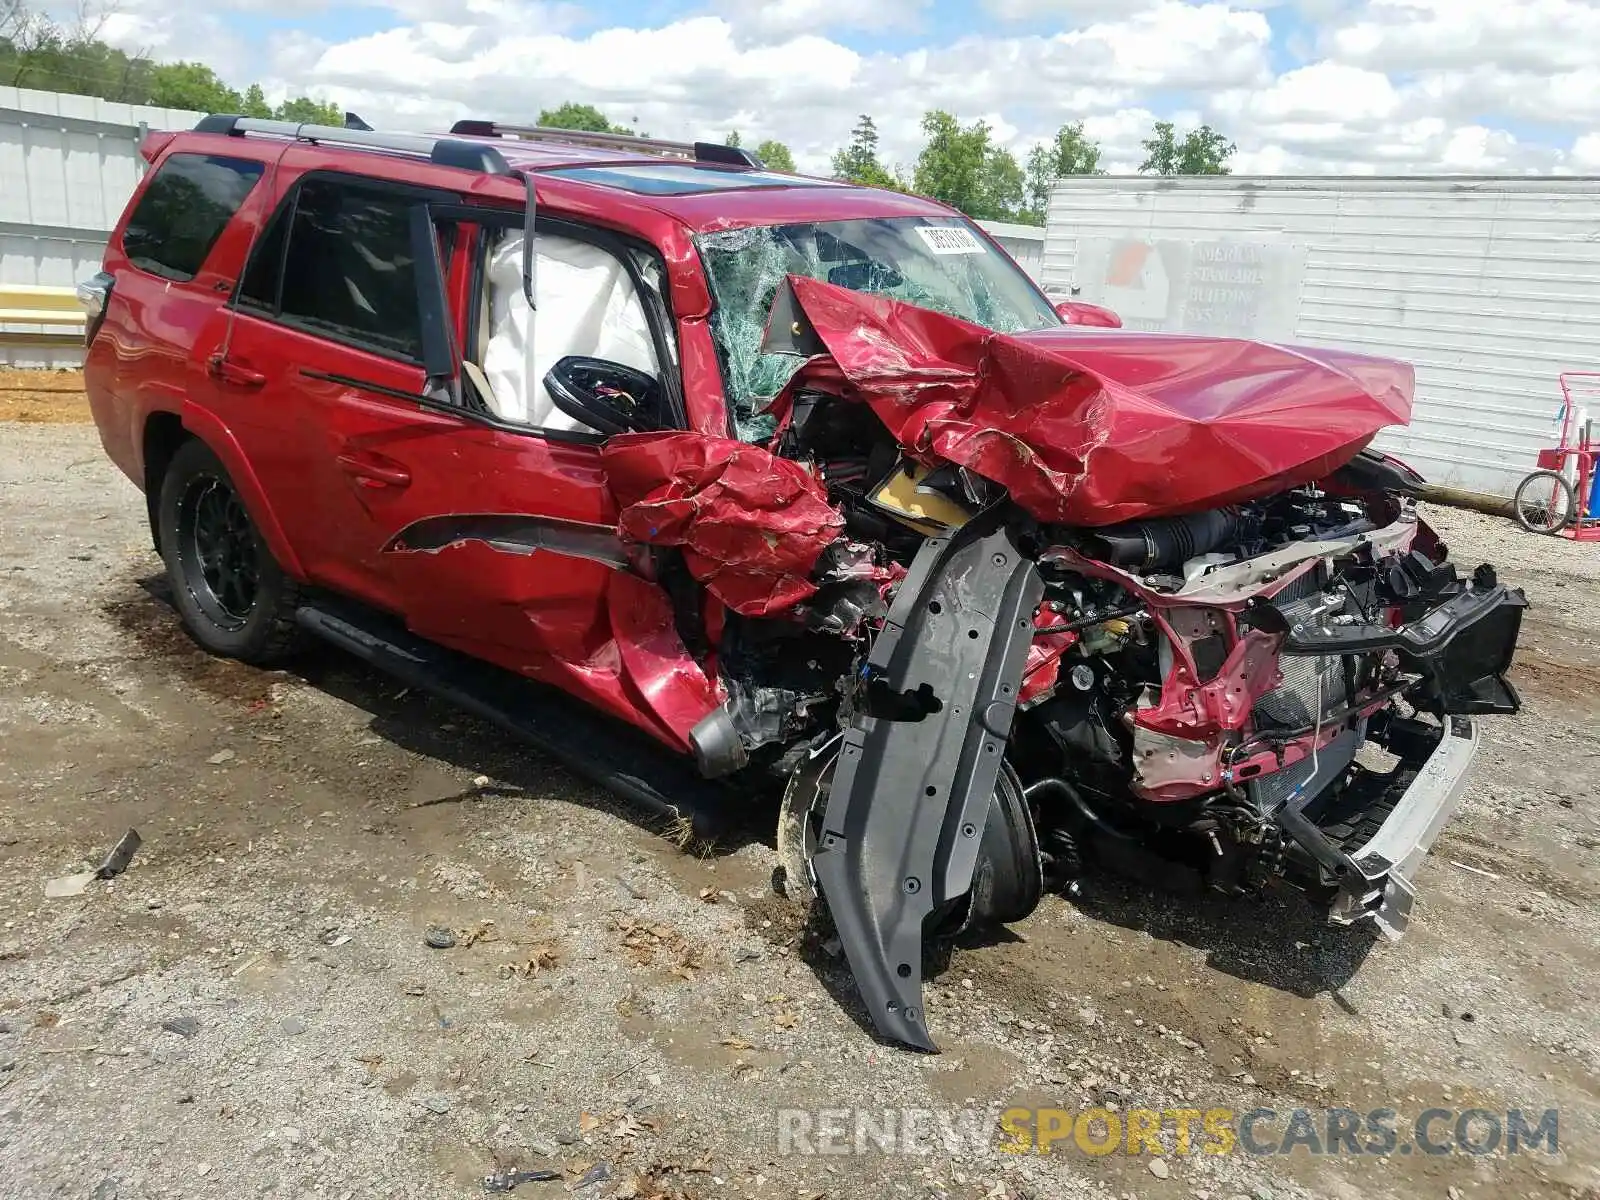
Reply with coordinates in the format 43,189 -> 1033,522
83,115 -> 1526,1050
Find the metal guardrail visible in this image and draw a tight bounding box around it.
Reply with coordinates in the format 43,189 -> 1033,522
0,283 -> 84,347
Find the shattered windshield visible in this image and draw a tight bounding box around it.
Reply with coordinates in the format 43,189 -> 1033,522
697,217 -> 1058,441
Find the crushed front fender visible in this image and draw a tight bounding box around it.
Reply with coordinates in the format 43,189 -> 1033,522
809,508 -> 1044,1051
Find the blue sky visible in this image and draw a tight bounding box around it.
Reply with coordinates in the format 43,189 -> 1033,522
93,0 -> 1600,175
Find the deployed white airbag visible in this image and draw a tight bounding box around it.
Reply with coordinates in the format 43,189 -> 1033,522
481,231 -> 659,429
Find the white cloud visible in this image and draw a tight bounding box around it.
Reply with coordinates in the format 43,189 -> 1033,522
984,0 -> 1292,17
294,5 -> 1275,175
1325,0 -> 1600,73
1573,132 -> 1600,170
983,0 -> 1156,18
714,0 -> 930,38
1237,61 -> 1399,124
72,0 -> 1599,182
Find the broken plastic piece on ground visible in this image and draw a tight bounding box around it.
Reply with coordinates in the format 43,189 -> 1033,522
574,1161 -> 613,1188
44,871 -> 95,899
481,1167 -> 561,1192
96,828 -> 141,879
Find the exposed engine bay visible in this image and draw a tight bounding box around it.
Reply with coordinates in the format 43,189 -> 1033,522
601,277 -> 1528,1052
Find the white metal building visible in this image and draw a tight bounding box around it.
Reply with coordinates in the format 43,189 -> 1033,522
1043,175 -> 1600,500
1,89 -> 204,365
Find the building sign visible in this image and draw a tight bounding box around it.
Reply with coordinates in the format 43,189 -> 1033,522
1074,238 -> 1307,342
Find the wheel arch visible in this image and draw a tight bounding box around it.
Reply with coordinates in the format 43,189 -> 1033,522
142,410 -> 187,554
143,407 -> 308,579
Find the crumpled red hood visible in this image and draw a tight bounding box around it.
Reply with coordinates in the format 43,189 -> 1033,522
775,277 -> 1414,525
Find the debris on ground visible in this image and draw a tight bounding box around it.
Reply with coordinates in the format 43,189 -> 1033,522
424,925 -> 458,949
499,942 -> 562,980
481,1167 -> 561,1193
95,828 -> 142,878
205,749 -> 235,765
44,871 -> 95,899
610,915 -> 704,979
574,1161 -> 613,1189
160,1015 -> 199,1038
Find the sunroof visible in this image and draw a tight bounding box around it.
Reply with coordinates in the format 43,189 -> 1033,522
543,163 -> 846,195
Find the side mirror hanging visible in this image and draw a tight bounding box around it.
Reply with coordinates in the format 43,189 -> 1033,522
543,357 -> 664,436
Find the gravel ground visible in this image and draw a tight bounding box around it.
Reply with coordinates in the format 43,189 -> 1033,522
1,416 -> 1597,1200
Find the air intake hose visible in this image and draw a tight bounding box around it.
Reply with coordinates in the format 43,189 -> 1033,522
1087,507 -> 1243,571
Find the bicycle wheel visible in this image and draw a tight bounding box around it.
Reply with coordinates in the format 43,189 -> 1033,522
1513,469 -> 1575,535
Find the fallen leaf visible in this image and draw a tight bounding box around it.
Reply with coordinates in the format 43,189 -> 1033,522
720,1036 -> 754,1050
698,887 -> 721,904
613,1113 -> 658,1139
773,1010 -> 798,1030
579,1111 -> 602,1133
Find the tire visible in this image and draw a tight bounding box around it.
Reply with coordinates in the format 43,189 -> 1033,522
775,735 -> 1043,932
157,438 -> 304,664
1513,469 -> 1575,535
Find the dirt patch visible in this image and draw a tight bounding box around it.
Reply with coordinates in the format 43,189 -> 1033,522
0,367 -> 90,422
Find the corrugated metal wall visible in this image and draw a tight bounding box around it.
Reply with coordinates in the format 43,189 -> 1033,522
1042,176 -> 1600,499
0,87 -> 203,366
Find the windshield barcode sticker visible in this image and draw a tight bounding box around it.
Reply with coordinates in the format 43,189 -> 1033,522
915,225 -> 986,255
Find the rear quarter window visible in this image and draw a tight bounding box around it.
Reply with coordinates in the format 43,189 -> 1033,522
121,153 -> 265,282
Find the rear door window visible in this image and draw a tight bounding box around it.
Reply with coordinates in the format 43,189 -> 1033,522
239,177 -> 425,362
121,153 -> 265,281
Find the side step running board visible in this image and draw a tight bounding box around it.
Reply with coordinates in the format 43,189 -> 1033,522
294,601 -> 737,840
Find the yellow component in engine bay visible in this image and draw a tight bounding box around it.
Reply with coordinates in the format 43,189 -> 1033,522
867,463 -> 973,534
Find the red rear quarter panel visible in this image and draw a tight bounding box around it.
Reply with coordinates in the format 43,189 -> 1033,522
85,134 -> 307,575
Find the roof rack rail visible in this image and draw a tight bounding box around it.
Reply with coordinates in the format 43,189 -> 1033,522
193,114 -> 513,176
448,120 -> 763,169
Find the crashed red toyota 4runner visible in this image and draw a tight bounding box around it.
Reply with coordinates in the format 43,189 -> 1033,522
81,115 -> 1526,1051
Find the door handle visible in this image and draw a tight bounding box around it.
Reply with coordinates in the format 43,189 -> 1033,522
207,354 -> 266,388
336,452 -> 411,488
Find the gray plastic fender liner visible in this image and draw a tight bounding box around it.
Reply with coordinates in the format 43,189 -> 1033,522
809,510 -> 1045,1051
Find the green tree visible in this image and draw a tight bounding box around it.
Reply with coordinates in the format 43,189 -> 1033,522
537,101 -> 630,134
147,61 -> 241,112
830,114 -> 897,189
240,82 -> 272,118
2,3 -> 153,101
0,2 -> 341,116
723,130 -> 742,147
910,110 -> 1024,221
1023,121 -> 1103,223
273,96 -> 341,125
1139,120 -> 1236,175
755,138 -> 795,172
